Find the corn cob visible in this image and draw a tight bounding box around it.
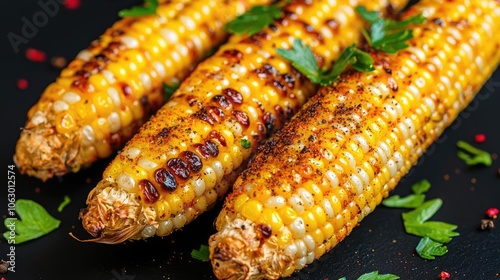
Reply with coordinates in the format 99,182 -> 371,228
13,0 -> 271,181
209,0 -> 500,279
77,0 -> 409,244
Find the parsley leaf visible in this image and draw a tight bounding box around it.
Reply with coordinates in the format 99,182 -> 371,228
456,140 -> 492,166
241,139 -> 252,149
225,5 -> 283,36
411,179 -> 431,195
57,195 -> 71,212
3,199 -> 61,244
277,40 -> 374,86
119,0 -> 159,17
356,6 -> 426,53
382,179 -> 431,208
415,236 -> 448,260
357,271 -> 400,280
382,194 -> 425,208
163,82 -> 180,101
191,244 -> 210,262
402,199 -> 459,243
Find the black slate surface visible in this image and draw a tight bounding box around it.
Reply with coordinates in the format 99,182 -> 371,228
0,1 -> 499,280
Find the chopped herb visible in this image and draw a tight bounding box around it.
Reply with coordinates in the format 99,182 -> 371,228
456,140 -> 492,166
383,179 -> 430,208
57,195 -> 71,212
225,4 -> 283,36
3,199 -> 61,244
241,139 -> 251,149
191,244 -> 210,262
402,199 -> 459,243
411,179 -> 431,195
277,40 -> 375,86
356,6 -> 426,53
357,271 -> 400,280
163,82 -> 180,101
415,236 -> 448,260
119,0 -> 159,17
382,194 -> 425,208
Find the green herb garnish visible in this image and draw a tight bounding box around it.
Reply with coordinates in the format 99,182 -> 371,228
163,82 -> 180,101
382,194 -> 425,208
382,179 -> 430,208
456,140 -> 492,166
415,236 -> 448,260
3,199 -> 61,244
119,0 -> 159,17
277,40 -> 375,86
402,199 -> 459,244
225,4 -> 283,36
241,139 -> 252,149
356,6 -> 426,53
191,244 -> 210,262
356,271 -> 400,280
57,195 -> 71,212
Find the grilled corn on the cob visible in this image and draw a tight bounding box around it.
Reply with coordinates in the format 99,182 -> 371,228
14,0 -> 271,181
209,0 -> 500,278
78,0 -> 409,244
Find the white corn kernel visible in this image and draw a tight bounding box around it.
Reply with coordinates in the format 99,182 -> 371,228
157,220 -> 174,236
123,147 -> 141,159
107,87 -> 121,107
265,196 -> 285,209
297,188 -> 314,209
160,28 -> 178,43
138,159 -> 158,171
322,199 -> 334,219
62,91 -> 81,104
290,217 -> 306,239
303,234 -> 316,252
120,36 -> 139,49
31,111 -> 47,125
153,62 -> 166,78
101,70 -> 116,84
325,170 -> 339,187
212,161 -> 224,179
173,214 -> 187,229
81,125 -> 95,145
107,112 -> 121,133
53,100 -> 69,112
117,173 -> 135,191
76,50 -> 92,61
141,225 -> 156,238
295,239 -> 307,258
289,194 -> 305,214
202,167 -> 217,191
193,178 -> 206,197
139,73 -> 152,91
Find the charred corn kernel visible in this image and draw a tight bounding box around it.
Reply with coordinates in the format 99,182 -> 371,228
209,0 -> 500,278
15,0 -> 270,182
79,0 -> 408,244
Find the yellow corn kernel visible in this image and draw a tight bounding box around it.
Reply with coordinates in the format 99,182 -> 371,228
233,194 -> 249,213
88,74 -> 109,91
300,210 -> 318,232
302,181 -> 323,205
241,199 -> 263,222
56,112 -> 77,134
118,106 -> 134,128
278,205 -> 297,225
130,100 -> 145,120
92,92 -> 114,117
41,83 -> 65,100
195,196 -> 208,213
165,193 -> 183,216
180,186 -> 196,206
321,223 -> 334,241
107,63 -> 128,80
73,100 -> 97,123
276,228 -> 292,248
95,140 -> 112,158
155,200 -> 172,221
257,208 -> 283,234
310,228 -> 324,246
310,205 -> 327,228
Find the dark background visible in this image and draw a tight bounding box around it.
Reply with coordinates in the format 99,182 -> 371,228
1,1 -> 499,279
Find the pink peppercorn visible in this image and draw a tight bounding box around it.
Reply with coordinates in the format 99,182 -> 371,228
25,48 -> 47,62
439,271 -> 451,279
17,79 -> 28,90
486,208 -> 499,219
64,0 -> 81,10
474,133 -> 486,143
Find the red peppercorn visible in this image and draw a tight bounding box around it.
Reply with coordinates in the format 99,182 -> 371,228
64,0 -> 81,10
486,208 -> 499,219
439,271 -> 451,279
474,133 -> 486,143
25,48 -> 47,62
17,78 -> 29,90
